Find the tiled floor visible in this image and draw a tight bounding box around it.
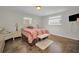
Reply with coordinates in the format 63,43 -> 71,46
3,35 -> 79,53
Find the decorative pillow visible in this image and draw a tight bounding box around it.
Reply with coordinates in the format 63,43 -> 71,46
41,29 -> 49,34
35,29 -> 43,35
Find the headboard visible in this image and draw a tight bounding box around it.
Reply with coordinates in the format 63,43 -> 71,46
27,26 -> 34,29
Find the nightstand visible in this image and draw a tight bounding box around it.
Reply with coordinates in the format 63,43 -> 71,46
0,32 -> 13,52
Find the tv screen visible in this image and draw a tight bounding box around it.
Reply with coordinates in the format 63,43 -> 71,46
69,15 -> 77,22
69,14 -> 79,22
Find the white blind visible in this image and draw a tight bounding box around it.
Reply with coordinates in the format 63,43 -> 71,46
48,16 -> 62,25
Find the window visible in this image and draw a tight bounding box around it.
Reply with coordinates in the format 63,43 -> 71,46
48,16 -> 62,25
23,17 -> 32,27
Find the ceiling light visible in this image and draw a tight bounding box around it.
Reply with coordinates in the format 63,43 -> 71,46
36,6 -> 41,10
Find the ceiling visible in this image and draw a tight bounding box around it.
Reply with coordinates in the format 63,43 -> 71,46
0,6 -> 79,16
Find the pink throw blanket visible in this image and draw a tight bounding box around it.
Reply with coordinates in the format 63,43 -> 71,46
22,28 -> 49,43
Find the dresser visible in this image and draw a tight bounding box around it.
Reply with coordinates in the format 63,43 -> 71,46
0,30 -> 21,52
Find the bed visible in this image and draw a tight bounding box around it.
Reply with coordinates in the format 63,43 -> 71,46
21,26 -> 49,46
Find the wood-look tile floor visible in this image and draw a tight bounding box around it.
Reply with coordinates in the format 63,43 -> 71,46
3,35 -> 79,53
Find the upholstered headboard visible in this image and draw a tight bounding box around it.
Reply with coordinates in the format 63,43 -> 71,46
26,26 -> 34,29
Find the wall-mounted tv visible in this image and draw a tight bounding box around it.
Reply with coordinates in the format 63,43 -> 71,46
69,14 -> 79,22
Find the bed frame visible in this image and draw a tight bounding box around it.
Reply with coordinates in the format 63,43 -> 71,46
21,33 -> 41,46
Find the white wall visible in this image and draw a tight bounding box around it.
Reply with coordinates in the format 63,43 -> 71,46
41,8 -> 79,40
0,8 -> 41,32
0,7 -> 79,40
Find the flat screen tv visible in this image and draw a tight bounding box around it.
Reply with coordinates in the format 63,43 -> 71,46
69,14 -> 79,22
